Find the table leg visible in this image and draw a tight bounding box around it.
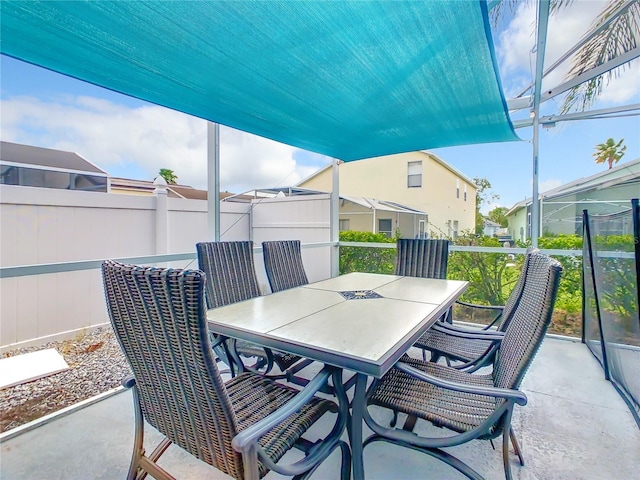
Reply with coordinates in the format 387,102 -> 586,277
350,373 -> 368,480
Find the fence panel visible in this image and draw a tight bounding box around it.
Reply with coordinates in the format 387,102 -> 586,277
583,202 -> 640,427
0,186 -> 251,349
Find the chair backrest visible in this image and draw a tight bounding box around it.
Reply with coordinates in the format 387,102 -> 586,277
395,239 -> 449,279
102,260 -> 244,478
262,240 -> 309,293
496,247 -> 540,332
196,241 -> 261,309
493,252 -> 562,390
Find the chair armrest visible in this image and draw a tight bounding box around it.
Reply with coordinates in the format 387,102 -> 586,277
395,361 -> 527,406
455,300 -> 504,312
121,375 -> 136,389
454,301 -> 504,330
433,321 -> 482,334
433,321 -> 501,335
431,323 -> 505,342
231,366 -> 333,452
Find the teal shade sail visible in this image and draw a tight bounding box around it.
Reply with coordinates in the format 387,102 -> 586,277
1,1 -> 518,161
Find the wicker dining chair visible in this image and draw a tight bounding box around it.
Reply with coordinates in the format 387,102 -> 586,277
364,252 -> 562,480
395,238 -> 450,279
395,238 -> 452,325
196,241 -> 300,373
260,240 -> 314,381
262,240 -> 309,293
413,249 -> 539,370
102,260 -> 350,480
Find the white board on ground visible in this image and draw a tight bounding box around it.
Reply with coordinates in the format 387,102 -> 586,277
0,348 -> 69,389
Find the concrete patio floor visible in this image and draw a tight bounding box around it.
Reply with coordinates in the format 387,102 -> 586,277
1,336 -> 638,480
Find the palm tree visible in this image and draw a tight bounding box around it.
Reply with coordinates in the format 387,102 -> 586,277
562,0 -> 640,114
593,137 -> 627,169
158,168 -> 178,184
492,0 -> 639,114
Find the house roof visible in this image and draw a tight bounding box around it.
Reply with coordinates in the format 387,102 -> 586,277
1,1 -> 517,161
225,187 -> 427,215
221,186 -> 325,202
341,195 -> 427,215
419,151 -> 477,187
506,157 -> 640,215
295,164 -> 333,186
0,141 -> 107,175
110,177 -> 210,200
483,219 -> 501,227
168,185 -> 208,200
0,141 -> 213,200
296,151 -> 476,187
505,199 -> 529,217
541,157 -> 640,198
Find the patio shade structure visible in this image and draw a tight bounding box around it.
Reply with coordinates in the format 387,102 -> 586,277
0,1 -> 517,161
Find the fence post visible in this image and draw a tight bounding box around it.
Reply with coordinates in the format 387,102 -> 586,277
331,159 -> 340,277
154,176 -> 168,255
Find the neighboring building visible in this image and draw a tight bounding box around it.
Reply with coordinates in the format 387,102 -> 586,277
338,195 -> 428,239
506,199 -> 530,243
297,151 -> 476,239
507,158 -> 640,241
0,141 -> 212,199
483,219 -> 501,237
110,177 -> 209,199
224,187 -> 428,239
0,141 -> 108,192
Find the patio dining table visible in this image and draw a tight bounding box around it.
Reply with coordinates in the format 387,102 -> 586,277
207,272 -> 468,480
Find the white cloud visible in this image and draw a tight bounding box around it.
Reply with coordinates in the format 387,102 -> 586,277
538,179 -> 563,193
595,60 -> 640,105
496,1 -> 638,106
0,95 -> 326,193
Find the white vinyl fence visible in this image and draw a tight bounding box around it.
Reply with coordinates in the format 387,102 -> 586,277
0,185 -> 331,351
250,194 -> 332,285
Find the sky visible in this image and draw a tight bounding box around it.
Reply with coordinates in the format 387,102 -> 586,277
1,1 -> 638,213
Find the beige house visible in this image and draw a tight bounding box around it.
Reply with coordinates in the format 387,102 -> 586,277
297,151 -> 476,238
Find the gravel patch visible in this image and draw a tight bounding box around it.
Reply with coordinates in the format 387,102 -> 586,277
1,327 -> 131,433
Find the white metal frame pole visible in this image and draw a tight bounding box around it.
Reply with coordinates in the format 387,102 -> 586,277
331,159 -> 340,277
530,0 -> 550,246
207,122 -> 221,241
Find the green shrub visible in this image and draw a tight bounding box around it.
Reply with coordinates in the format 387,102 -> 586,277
339,231 -> 396,274
337,231 -> 635,338
447,236 -> 523,307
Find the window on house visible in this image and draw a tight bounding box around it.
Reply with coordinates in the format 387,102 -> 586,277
453,220 -> 459,239
418,219 -> 426,239
456,180 -> 460,199
407,161 -> 422,188
464,184 -> 467,201
0,165 -> 107,192
378,219 -> 393,237
0,165 -> 18,185
339,219 -> 350,231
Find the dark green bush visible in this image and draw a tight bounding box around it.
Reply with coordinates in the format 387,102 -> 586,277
447,236 -> 523,307
337,231 -> 635,338
538,233 -> 635,318
339,231 -> 396,274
